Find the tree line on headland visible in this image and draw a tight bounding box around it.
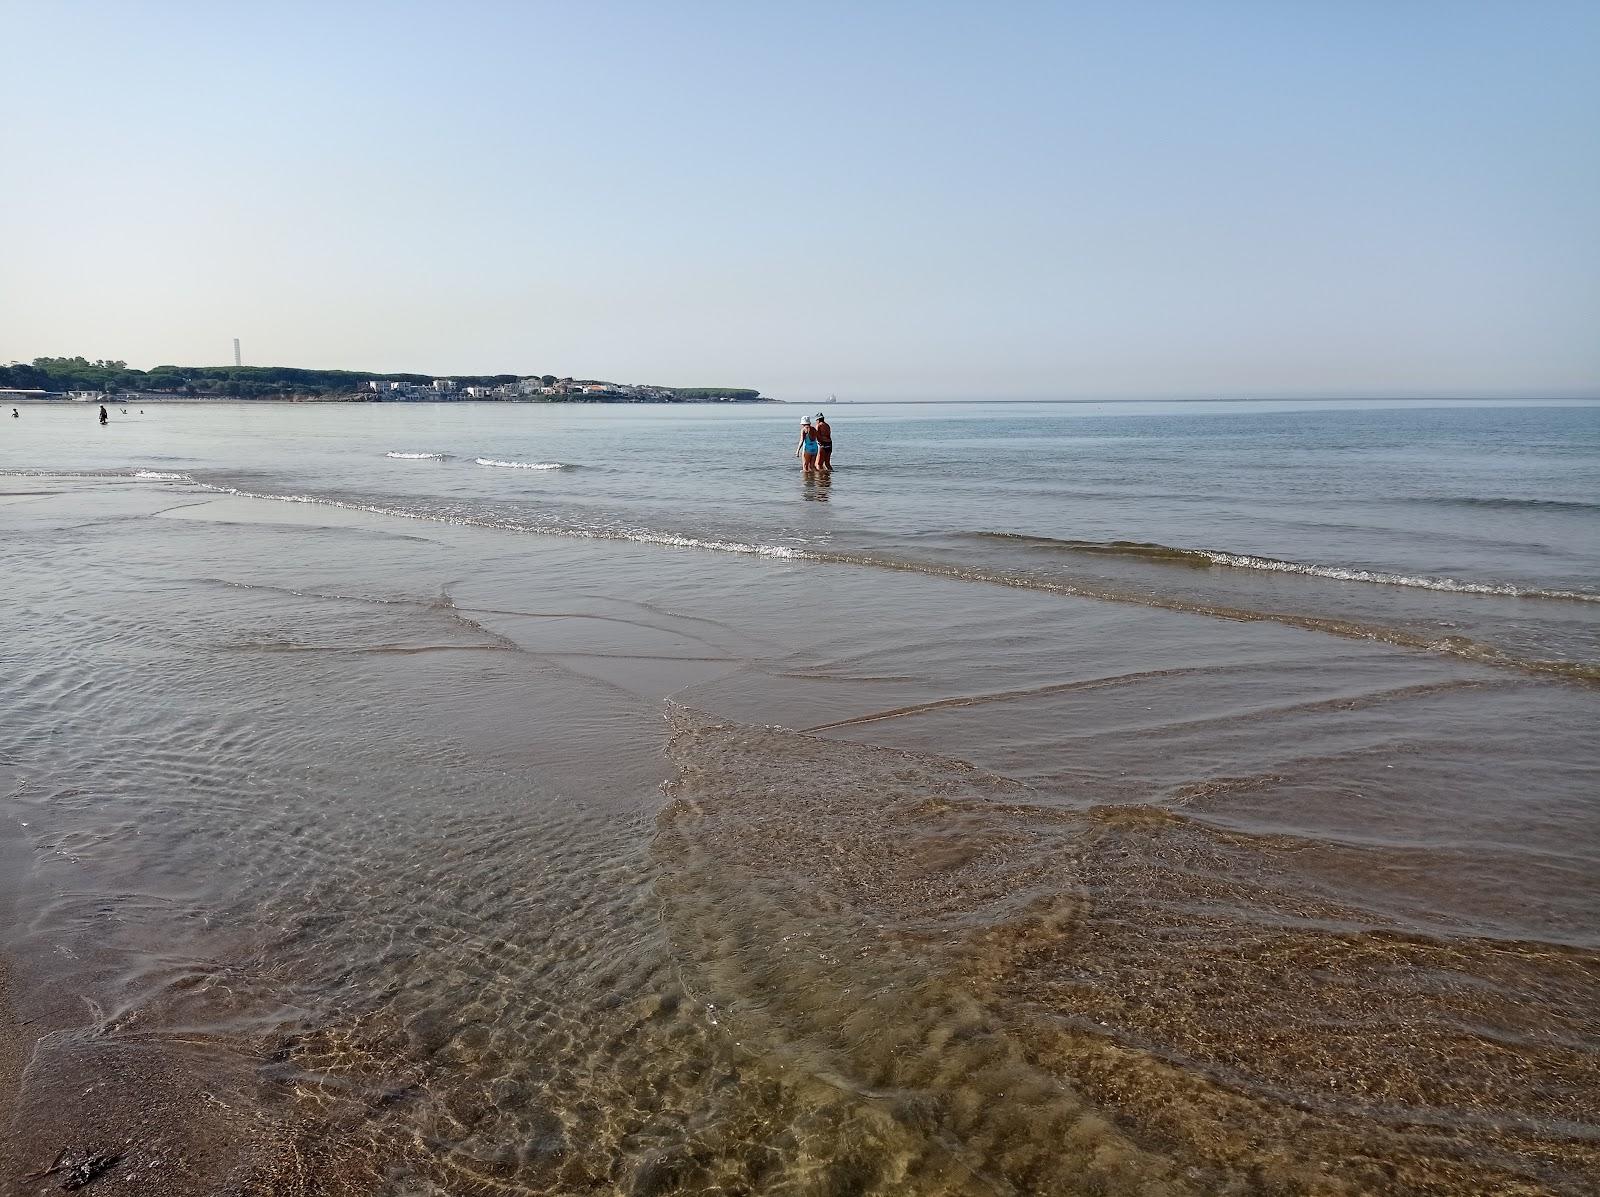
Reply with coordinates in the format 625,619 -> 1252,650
0,358 -> 764,403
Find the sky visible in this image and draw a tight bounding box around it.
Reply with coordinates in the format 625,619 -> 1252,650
2,1 -> 1597,400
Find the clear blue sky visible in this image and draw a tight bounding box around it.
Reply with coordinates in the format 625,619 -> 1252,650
3,1 -> 1596,399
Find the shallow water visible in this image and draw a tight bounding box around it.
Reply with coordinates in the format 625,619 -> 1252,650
2,401 -> 1597,1195
7,398 -> 1599,674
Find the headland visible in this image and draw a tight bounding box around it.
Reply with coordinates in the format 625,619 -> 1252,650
0,357 -> 772,404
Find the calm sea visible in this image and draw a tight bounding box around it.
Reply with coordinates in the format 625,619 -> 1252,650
2,398 -> 1597,1195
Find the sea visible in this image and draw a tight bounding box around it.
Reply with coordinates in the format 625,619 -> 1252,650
1,398 -> 1597,1195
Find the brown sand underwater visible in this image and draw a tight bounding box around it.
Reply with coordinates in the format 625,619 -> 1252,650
2,476 -> 1596,1195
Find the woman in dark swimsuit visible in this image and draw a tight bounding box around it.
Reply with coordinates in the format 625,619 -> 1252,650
813,412 -> 832,471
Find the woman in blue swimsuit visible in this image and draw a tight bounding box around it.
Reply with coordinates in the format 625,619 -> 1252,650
795,417 -> 819,473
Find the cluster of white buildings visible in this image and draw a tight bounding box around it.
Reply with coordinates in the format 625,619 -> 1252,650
365,379 -> 502,401
365,378 -> 677,402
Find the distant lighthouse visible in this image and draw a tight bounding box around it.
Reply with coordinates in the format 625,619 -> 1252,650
233,338 -> 242,367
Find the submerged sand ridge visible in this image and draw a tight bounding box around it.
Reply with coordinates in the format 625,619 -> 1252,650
654,709 -> 1600,1195
0,476 -> 1596,1195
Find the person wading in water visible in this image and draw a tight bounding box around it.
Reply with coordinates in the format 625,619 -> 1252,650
795,417 -> 819,473
813,412 -> 832,472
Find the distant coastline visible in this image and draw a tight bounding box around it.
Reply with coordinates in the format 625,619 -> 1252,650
0,357 -> 773,404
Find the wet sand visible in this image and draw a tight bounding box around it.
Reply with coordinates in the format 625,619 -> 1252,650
0,800 -> 32,1164
0,961 -> 26,1174
1,475 -> 1596,1195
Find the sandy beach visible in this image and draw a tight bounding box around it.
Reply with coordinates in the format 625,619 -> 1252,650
1,452 -> 1595,1194
0,783 -> 33,1151
0,964 -> 27,1175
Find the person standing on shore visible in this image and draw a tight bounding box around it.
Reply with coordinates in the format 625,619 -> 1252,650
795,417 -> 819,473
814,412 -> 832,471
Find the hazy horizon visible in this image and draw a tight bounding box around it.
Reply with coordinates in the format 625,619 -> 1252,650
4,1 -> 1597,402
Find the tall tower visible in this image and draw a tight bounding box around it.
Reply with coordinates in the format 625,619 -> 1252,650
233,338 -> 242,367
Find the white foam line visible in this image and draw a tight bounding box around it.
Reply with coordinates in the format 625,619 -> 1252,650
185,482 -> 803,561
1200,551 -> 1600,603
133,470 -> 189,481
386,451 -> 447,460
476,458 -> 565,470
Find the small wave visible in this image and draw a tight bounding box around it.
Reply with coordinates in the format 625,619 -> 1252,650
1200,552 -> 1600,602
385,451 -> 448,460
620,530 -> 798,559
1410,496 -> 1600,514
970,532 -> 1600,603
974,533 -> 1215,566
186,480 -> 799,566
475,458 -> 566,470
133,470 -> 188,481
